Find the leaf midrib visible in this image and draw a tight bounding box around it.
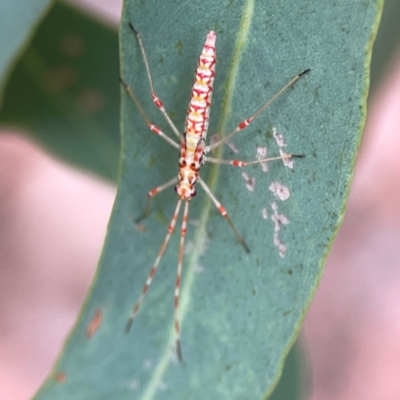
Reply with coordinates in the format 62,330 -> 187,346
138,1 -> 255,398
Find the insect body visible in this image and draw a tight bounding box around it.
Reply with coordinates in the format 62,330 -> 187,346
120,24 -> 309,361
177,31 -> 216,201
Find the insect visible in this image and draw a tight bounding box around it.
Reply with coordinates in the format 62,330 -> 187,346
120,23 -> 309,361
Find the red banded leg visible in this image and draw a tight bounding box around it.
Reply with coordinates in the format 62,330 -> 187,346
125,200 -> 183,333
204,153 -> 303,167
205,69 -> 310,152
119,78 -> 180,150
198,177 -> 250,253
135,177 -> 177,223
174,200 -> 190,361
128,23 -> 183,141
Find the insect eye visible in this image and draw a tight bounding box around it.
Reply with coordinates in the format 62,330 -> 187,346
192,189 -> 197,197
181,159 -> 187,167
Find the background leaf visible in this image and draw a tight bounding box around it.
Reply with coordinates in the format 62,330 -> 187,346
33,0 -> 381,399
0,0 -> 53,108
0,2 -> 120,181
370,0 -> 400,93
268,342 -> 308,400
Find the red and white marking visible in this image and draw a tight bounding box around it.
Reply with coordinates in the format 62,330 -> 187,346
241,172 -> 256,192
273,127 -> 295,169
120,25 -> 309,360
227,140 -> 240,154
269,181 -> 290,201
256,146 -> 269,172
261,207 -> 268,220
271,202 -> 290,258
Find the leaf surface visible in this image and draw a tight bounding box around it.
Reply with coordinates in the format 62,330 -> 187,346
0,2 -> 120,181
34,0 -> 382,399
0,0 -> 52,108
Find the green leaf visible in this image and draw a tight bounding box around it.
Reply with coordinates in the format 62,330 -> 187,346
268,342 -> 307,400
34,0 -> 381,399
0,0 -> 53,108
370,0 -> 400,92
0,2 -> 120,181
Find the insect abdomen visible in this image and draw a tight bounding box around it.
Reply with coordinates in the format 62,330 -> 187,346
184,31 -> 216,149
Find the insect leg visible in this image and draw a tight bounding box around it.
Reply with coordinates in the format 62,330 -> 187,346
126,200 -> 182,332
205,69 -> 310,152
174,200 -> 190,361
204,153 -> 303,167
135,177 -> 178,223
119,78 -> 180,150
128,23 -> 183,141
198,177 -> 250,253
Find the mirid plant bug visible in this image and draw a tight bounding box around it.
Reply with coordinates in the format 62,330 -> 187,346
120,24 -> 309,360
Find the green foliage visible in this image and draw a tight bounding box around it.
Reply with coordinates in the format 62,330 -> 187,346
269,344 -> 306,400
370,0 -> 400,92
0,2 -> 120,180
0,0 -> 52,108
0,0 -> 382,399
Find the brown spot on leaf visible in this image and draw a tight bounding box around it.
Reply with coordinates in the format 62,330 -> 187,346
60,35 -> 85,58
77,88 -> 105,114
86,309 -> 102,338
55,372 -> 67,383
136,223 -> 146,232
46,65 -> 79,92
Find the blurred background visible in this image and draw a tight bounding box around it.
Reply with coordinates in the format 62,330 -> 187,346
0,0 -> 399,399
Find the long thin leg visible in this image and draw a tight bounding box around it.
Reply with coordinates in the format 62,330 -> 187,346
128,23 -> 183,141
125,200 -> 183,333
204,153 -> 303,167
119,78 -> 180,150
205,69 -> 310,152
198,177 -> 250,253
174,200 -> 189,361
135,177 -> 178,223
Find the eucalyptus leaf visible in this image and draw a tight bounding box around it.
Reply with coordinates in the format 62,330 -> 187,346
269,342 -> 307,400
0,2 -> 120,181
0,0 -> 53,108
34,0 -> 382,399
370,0 -> 400,92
